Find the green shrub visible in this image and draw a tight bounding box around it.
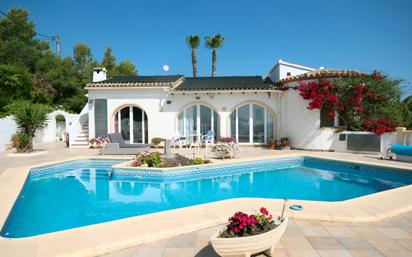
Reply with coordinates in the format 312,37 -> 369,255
144,152 -> 162,167
55,114 -> 66,122
151,137 -> 163,147
15,132 -> 29,152
192,157 -> 205,165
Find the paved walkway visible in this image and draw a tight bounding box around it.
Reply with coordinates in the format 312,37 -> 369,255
0,142 -> 99,174
102,212 -> 412,257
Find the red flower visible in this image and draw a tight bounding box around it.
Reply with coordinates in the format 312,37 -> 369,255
327,111 -> 335,120
327,95 -> 339,105
260,207 -> 269,215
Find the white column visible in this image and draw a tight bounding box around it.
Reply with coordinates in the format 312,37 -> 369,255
211,109 -> 214,143
88,102 -> 95,139
183,110 -> 187,138
117,111 -> 121,133
264,108 -> 267,143
129,107 -> 134,143
141,109 -> 145,144
211,109 -> 214,133
249,104 -> 253,144
196,105 -> 201,140
235,109 -> 239,143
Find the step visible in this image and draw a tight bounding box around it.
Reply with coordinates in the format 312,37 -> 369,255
74,139 -> 88,142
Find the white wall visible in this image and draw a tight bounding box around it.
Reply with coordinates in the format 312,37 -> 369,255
0,110 -> 77,152
36,110 -> 78,143
88,88 -> 281,142
281,82 -> 336,150
267,60 -> 314,82
0,116 -> 17,152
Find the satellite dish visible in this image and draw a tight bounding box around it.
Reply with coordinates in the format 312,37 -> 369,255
163,64 -> 169,72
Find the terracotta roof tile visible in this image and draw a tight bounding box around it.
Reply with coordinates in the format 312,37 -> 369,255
86,75 -> 183,88
276,68 -> 365,84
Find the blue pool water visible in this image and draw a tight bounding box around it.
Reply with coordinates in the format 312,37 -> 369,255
2,157 -> 412,238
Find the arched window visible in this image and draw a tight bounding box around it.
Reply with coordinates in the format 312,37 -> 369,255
114,106 -> 148,144
230,104 -> 274,143
177,104 -> 219,140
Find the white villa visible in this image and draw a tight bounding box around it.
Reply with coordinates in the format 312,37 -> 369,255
69,60 -> 367,151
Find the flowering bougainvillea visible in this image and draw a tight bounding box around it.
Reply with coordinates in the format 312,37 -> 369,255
222,207 -> 275,237
362,119 -> 400,136
291,71 -> 402,135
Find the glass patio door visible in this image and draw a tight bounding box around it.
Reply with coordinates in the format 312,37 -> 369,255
177,104 -> 219,142
230,104 -> 274,143
114,106 -> 148,143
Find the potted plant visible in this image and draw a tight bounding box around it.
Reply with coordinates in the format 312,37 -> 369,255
151,137 -> 163,148
267,138 -> 276,149
210,207 -> 288,257
279,137 -> 290,150
89,138 -> 97,148
95,136 -> 110,148
217,137 -> 236,143
130,156 -> 142,167
212,142 -> 237,159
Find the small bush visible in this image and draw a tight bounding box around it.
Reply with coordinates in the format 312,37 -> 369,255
15,132 -> 30,153
151,137 -> 163,147
11,134 -> 19,148
144,152 -> 162,167
192,157 -> 205,165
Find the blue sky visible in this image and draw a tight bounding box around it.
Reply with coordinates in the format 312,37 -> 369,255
2,0 -> 412,96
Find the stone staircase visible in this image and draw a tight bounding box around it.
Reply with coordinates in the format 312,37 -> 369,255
71,121 -> 89,147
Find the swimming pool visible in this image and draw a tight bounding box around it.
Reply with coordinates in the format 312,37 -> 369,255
2,157 -> 412,238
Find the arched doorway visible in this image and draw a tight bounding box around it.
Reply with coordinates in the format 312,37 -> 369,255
114,106 -> 148,144
229,103 -> 274,143
55,114 -> 66,141
177,104 -> 220,141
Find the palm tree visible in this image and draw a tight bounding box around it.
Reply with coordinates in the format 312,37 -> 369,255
186,35 -> 200,77
205,34 -> 224,77
186,35 -> 200,78
11,101 -> 49,152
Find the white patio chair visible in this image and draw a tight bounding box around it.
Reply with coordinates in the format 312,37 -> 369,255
173,134 -> 187,149
201,130 -> 215,149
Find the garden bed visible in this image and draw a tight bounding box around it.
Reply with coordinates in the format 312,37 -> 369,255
129,151 -> 211,168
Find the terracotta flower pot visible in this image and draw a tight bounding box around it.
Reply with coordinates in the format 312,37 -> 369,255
210,217 -> 288,257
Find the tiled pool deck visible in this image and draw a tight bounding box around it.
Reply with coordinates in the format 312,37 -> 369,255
102,212 -> 412,257
0,142 -> 412,257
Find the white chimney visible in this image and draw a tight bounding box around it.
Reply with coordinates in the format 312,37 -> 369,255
93,67 -> 107,82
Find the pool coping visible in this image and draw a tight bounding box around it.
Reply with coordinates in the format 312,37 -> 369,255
0,152 -> 411,257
